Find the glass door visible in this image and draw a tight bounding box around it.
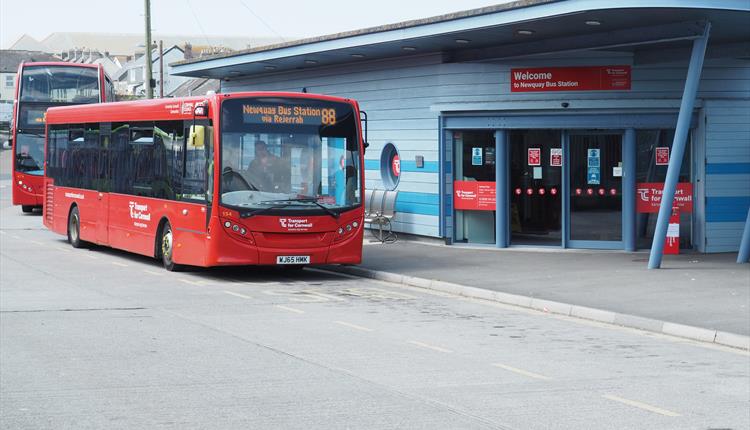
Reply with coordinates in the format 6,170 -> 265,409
509,130 -> 563,246
453,131 -> 496,244
569,133 -> 623,247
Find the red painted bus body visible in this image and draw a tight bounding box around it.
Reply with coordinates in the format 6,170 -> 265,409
12,62 -> 113,212
43,92 -> 365,269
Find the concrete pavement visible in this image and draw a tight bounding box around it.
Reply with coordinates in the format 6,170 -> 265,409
324,238 -> 750,346
2,214 -> 749,429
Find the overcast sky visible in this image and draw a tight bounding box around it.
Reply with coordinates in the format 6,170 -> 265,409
1,0 -> 508,48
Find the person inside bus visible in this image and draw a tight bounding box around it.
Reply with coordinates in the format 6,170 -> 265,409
246,140 -> 286,192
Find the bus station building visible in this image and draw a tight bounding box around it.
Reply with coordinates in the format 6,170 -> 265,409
172,0 -> 750,258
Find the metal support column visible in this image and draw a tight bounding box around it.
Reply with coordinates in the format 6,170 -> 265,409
648,22 -> 711,269
495,130 -> 509,248
738,207 -> 750,263
623,128 -> 637,251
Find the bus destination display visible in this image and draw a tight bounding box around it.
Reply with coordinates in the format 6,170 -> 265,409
242,104 -> 337,126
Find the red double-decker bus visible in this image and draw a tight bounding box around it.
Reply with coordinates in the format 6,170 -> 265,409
43,92 -> 365,270
12,62 -> 114,212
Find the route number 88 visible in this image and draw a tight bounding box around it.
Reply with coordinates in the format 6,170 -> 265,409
322,108 -> 336,125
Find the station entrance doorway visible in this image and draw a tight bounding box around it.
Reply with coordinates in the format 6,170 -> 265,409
453,129 -> 625,248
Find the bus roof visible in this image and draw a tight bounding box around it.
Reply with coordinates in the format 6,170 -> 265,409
21,61 -> 101,69
45,91 -> 356,124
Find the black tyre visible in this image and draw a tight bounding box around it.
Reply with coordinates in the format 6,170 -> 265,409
160,221 -> 183,272
67,206 -> 84,248
21,205 -> 33,213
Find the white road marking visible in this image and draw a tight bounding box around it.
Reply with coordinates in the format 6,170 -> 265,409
56,247 -> 72,253
334,321 -> 374,332
491,363 -> 551,380
179,278 -> 202,286
602,394 -> 681,417
30,240 -> 44,246
81,253 -> 98,260
143,270 -> 163,276
407,340 -> 453,353
11,235 -> 21,240
224,291 -> 253,300
110,262 -> 128,267
275,305 -> 305,314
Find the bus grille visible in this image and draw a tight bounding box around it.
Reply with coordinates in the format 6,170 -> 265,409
45,183 -> 54,223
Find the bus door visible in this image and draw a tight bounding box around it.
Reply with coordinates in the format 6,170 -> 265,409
95,123 -> 111,245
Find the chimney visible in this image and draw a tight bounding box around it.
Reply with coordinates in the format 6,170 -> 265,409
184,43 -> 193,60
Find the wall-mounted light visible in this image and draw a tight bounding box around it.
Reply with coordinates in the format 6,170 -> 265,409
264,65 -> 277,70
516,29 -> 535,36
402,46 -> 417,51
585,20 -> 602,26
304,59 -> 318,64
455,39 -> 471,44
351,53 -> 366,58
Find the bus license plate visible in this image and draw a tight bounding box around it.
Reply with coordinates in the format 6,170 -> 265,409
276,255 -> 310,265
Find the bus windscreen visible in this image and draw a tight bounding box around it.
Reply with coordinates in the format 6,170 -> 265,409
20,66 -> 100,103
220,97 -> 361,214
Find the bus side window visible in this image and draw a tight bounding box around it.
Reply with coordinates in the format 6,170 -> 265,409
179,121 -> 210,202
129,123 -> 155,198
48,126 -> 69,186
154,120 -> 184,201
110,123 -> 130,195
98,123 -> 111,193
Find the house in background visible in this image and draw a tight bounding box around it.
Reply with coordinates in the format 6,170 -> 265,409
115,45 -> 190,97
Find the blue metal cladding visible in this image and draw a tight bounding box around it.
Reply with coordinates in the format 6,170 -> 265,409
706,163 -> 750,174
706,197 -> 750,222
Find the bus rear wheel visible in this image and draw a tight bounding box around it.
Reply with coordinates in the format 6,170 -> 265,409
160,222 -> 183,272
67,206 -> 85,248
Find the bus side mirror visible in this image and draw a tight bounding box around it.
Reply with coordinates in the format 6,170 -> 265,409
194,101 -> 208,117
188,125 -> 205,149
359,110 -> 369,155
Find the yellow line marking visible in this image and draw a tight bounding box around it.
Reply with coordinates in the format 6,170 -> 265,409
334,321 -> 374,332
491,363 -> 551,380
602,394 -> 681,417
407,340 -> 453,353
110,262 -> 128,267
224,291 -> 253,300
143,270 -> 163,276
275,305 -> 305,314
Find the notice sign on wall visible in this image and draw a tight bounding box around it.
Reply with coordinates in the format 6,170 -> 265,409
636,182 -> 693,213
655,147 -> 670,165
454,181 -> 496,211
511,66 -> 631,92
550,148 -> 562,167
528,148 -> 541,166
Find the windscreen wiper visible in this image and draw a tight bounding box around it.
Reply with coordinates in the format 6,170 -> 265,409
239,203 -> 290,219
260,198 -> 340,219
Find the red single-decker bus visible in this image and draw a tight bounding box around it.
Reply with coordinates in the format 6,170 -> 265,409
43,92 -> 365,270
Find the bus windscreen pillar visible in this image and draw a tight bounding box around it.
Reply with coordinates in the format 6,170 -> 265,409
648,22 -> 711,269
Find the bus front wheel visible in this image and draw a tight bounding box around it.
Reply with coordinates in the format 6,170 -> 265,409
160,221 -> 183,272
21,205 -> 34,213
67,206 -> 84,248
